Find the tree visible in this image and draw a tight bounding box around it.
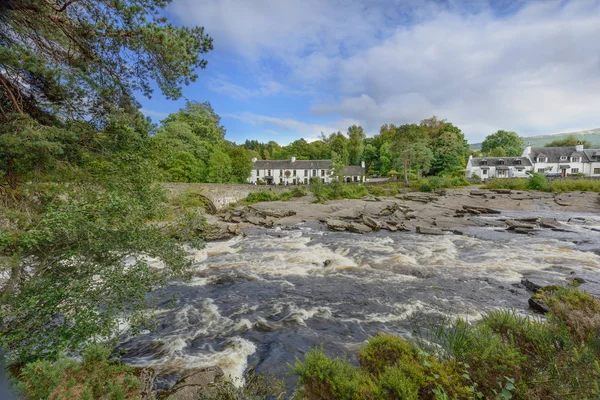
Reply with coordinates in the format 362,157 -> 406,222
545,135 -> 592,148
227,146 -> 253,183
420,118 -> 469,175
0,0 -> 212,123
167,151 -> 205,182
162,101 -> 226,143
347,125 -> 366,165
390,124 -> 433,186
329,151 -> 346,197
481,130 -> 524,157
379,142 -> 392,176
207,148 -> 232,183
363,143 -> 378,175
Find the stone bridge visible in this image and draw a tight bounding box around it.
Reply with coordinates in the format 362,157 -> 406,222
163,183 -> 291,213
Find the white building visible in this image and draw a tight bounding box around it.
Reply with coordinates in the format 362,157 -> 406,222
522,143 -> 588,177
248,157 -> 366,185
466,156 -> 533,181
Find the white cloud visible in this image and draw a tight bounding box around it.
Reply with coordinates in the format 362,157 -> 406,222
170,0 -> 600,142
208,76 -> 299,99
223,112 -> 360,143
140,108 -> 169,118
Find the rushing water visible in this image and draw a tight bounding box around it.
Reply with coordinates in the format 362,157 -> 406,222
119,211 -> 600,390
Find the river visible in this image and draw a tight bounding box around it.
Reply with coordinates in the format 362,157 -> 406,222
119,210 -> 600,391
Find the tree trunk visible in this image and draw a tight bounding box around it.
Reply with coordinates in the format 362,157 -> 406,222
403,159 -> 409,187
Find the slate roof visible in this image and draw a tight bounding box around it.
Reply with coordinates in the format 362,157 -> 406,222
253,159 -> 331,169
470,157 -> 532,167
342,165 -> 366,176
253,159 -> 365,176
583,149 -> 600,161
530,147 -> 590,163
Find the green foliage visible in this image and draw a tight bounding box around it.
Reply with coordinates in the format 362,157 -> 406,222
243,189 -> 306,204
545,135 -> 592,148
482,178 -> 529,190
347,125 -> 366,165
0,0 -> 212,122
16,345 -> 142,400
207,148 -> 233,183
293,288 -> 600,399
310,184 -> 369,203
415,176 -> 470,192
481,130 -> 525,157
526,173 -> 547,190
0,157 -> 193,363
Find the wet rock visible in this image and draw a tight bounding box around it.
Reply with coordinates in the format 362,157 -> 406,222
539,218 -> 570,232
469,190 -> 487,196
515,217 -> 540,223
416,226 -> 446,235
490,189 -> 512,194
212,275 -> 235,286
528,297 -> 550,314
505,219 -> 535,230
227,225 -> 240,234
326,219 -> 347,231
463,205 -> 501,214
362,215 -> 381,231
138,368 -> 156,400
399,193 -> 436,203
205,225 -> 237,241
513,227 -> 535,234
347,222 -> 373,234
163,366 -> 225,400
251,208 -> 296,218
323,259 -> 333,267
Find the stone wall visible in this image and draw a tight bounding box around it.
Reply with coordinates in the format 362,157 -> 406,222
162,183 -> 291,211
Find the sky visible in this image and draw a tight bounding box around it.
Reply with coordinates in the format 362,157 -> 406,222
138,0 -> 600,145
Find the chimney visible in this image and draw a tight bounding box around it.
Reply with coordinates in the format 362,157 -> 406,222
361,160 -> 365,168
469,155 -> 473,159
291,156 -> 296,162
523,142 -> 532,157
251,157 -> 257,163
576,141 -> 584,152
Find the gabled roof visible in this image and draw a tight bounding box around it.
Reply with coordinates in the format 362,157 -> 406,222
470,157 -> 532,167
253,159 -> 331,169
583,149 -> 600,161
253,159 -> 366,176
530,147 -> 591,163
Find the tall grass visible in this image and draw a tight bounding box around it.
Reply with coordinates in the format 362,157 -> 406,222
484,175 -> 600,193
244,187 -> 306,204
291,287 -> 600,399
310,184 -> 369,203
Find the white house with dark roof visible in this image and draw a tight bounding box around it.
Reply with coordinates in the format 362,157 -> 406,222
248,157 -> 366,185
522,143 -> 588,176
466,156 -> 533,181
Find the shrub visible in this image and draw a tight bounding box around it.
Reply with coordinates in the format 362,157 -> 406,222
310,184 -> 368,203
358,334 -> 418,376
415,176 -> 470,192
527,173 -> 547,190
547,178 -> 600,193
244,189 -> 306,204
16,345 -> 142,400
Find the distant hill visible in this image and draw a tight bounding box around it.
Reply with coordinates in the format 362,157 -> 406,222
470,128 -> 600,150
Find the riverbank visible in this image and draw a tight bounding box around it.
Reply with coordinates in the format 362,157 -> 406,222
216,187 -> 599,235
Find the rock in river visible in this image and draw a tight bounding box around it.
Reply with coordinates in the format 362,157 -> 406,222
416,226 -> 446,235
162,366 -> 225,400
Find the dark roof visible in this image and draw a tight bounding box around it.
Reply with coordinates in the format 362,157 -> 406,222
253,159 -> 365,176
342,165 -> 366,176
253,159 -> 331,169
470,157 -> 532,167
530,147 -> 591,163
583,149 -> 600,160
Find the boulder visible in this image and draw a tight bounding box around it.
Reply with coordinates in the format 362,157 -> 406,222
138,368 -> 156,400
528,297 -> 550,314
416,226 -> 446,235
347,222 -> 373,234
362,215 -> 381,230
490,189 -> 512,194
469,190 -> 487,196
163,367 -> 225,400
505,219 -> 535,230
323,259 -> 333,267
326,219 -> 348,231
251,208 -> 296,218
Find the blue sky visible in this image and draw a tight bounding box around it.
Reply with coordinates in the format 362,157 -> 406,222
138,0 -> 600,144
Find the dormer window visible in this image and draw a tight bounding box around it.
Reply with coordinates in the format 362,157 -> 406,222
497,159 -> 505,165
537,157 -> 547,163
514,159 -> 521,165
560,156 -> 567,161
571,157 -> 581,163
480,159 -> 487,166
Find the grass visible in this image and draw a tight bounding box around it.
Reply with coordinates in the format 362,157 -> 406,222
291,287 -> 600,399
14,345 -> 143,400
483,174 -> 600,193
244,187 -> 307,204
310,184 -> 369,203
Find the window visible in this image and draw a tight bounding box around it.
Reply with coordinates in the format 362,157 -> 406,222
312,169 -> 317,176
256,169 -> 259,176
268,170 -> 271,176
537,158 -> 547,163
571,157 -> 581,162
560,156 -> 567,161
514,159 -> 521,165
304,169 -> 308,176
304,178 -> 308,184
497,159 -> 505,165
595,168 -> 600,174
321,170 -> 325,176
280,169 -> 283,176
481,160 -> 487,165
571,168 -> 579,174
482,170 -> 488,175
537,168 -> 545,173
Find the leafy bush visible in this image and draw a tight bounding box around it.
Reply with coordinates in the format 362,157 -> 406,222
484,175 -> 600,193
527,173 -> 547,190
16,345 -> 142,400
310,184 -> 368,203
547,178 -> 600,193
415,176 -> 470,192
293,288 -> 600,399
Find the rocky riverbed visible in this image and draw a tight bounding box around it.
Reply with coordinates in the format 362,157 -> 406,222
121,188 -> 600,397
